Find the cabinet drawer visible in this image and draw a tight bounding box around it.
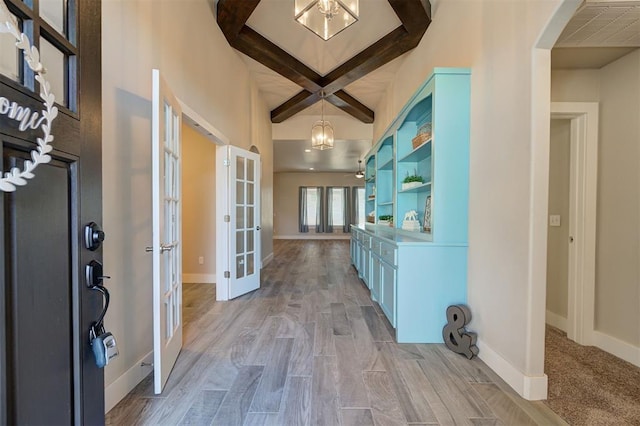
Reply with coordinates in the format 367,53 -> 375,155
380,242 -> 397,265
362,233 -> 371,248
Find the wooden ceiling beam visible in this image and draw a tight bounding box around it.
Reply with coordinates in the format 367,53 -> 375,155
216,0 -> 261,42
271,90 -> 320,123
326,91 -> 374,124
388,0 -> 431,33
216,0 -> 431,123
235,27 -> 323,92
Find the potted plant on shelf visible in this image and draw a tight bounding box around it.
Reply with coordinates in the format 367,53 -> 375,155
378,215 -> 393,226
402,172 -> 424,190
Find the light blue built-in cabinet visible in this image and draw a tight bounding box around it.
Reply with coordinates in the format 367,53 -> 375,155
351,68 -> 470,343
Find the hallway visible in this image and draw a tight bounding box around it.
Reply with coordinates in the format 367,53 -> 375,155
106,240 -> 565,425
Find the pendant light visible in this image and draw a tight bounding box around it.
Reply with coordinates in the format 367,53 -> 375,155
311,93 -> 334,150
294,0 -> 359,41
355,160 -> 364,178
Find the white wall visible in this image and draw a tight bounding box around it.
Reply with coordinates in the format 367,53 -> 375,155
274,172 -> 364,238
373,0 -> 565,399
182,124 -> 216,283
546,119 -> 571,328
101,0 -> 273,411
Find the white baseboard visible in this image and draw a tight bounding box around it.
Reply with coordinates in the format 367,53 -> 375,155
545,310 -> 568,332
274,234 -> 350,240
262,252 -> 274,268
593,330 -> 640,368
105,351 -> 154,413
477,339 -> 548,400
182,273 -> 215,284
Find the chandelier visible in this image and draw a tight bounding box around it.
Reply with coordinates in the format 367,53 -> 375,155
311,94 -> 334,150
294,0 -> 359,41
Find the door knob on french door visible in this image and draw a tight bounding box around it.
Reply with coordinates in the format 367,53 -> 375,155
145,244 -> 173,253
256,226 -> 261,231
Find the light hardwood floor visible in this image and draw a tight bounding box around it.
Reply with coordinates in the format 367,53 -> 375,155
106,240 -> 567,426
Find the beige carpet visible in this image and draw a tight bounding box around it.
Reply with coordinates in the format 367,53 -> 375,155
544,326 -> 640,425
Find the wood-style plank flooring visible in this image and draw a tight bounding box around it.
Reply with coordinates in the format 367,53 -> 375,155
106,240 -> 567,425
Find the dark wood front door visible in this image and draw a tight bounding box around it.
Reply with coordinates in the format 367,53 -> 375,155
0,0 -> 103,424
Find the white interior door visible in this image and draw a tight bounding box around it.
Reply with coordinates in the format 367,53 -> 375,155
216,145 -> 261,300
151,69 -> 182,394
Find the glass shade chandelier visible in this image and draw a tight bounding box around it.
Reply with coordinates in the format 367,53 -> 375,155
311,94 -> 334,150
294,0 -> 359,41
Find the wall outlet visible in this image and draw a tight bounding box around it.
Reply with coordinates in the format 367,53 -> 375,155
549,215 -> 561,227
198,256 -> 204,265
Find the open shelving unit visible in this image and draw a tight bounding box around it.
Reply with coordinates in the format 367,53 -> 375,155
353,68 -> 471,343
375,136 -> 394,222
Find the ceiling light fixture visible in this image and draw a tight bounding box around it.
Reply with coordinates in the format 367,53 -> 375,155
311,92 -> 334,150
355,160 -> 364,178
294,0 -> 358,41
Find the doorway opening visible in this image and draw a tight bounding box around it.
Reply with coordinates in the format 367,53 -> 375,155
545,103 -> 599,346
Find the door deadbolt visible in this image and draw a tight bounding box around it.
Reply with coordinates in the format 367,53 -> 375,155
85,222 -> 105,251
86,260 -> 111,288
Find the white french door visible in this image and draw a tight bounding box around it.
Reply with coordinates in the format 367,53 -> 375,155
151,69 -> 182,394
216,145 -> 261,300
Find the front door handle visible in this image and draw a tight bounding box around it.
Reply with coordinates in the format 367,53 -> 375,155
86,260 -> 111,288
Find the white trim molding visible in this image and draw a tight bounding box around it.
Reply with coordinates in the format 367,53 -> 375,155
274,234 -> 351,240
104,351 -> 154,413
551,102 -> 599,346
593,331 -> 640,368
182,273 -> 215,284
262,252 -> 274,268
478,339 -> 548,401
545,310 -> 568,332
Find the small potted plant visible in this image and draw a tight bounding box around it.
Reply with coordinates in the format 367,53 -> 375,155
402,172 -> 424,190
378,214 -> 393,226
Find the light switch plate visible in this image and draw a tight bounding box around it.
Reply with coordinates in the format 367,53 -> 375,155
549,215 -> 561,227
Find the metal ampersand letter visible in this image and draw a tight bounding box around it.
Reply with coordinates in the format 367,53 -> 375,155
442,304 -> 479,359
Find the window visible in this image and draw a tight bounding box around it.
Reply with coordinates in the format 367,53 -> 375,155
330,188 -> 345,227
0,0 -> 78,110
327,187 -> 349,233
306,187 -> 318,227
299,186 -> 323,233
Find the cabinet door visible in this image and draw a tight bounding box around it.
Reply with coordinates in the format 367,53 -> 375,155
381,261 -> 396,327
371,255 -> 382,302
363,248 -> 371,287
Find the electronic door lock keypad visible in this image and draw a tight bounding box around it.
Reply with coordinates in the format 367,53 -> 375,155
84,222 -> 105,251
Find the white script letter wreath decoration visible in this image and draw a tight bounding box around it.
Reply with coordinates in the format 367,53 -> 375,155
0,0 -> 58,192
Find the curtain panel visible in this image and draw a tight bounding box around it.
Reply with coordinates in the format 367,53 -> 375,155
298,187 -> 309,233
315,187 -> 325,233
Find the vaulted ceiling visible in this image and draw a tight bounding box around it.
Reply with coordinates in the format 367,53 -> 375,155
216,0 -> 431,124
